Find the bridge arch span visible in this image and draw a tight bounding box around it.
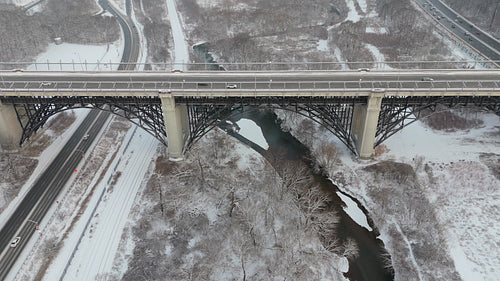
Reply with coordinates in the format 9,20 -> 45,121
2,96 -> 166,147
1,94 -> 499,158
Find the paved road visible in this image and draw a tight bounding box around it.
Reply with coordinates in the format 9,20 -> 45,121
0,0 -> 140,279
416,0 -> 500,62
98,0 -> 140,70
1,70 -> 499,97
0,110 -> 110,280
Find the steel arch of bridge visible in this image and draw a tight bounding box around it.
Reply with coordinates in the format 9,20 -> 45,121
1,95 -> 499,153
375,96 -> 500,146
178,96 -> 366,153
3,96 -> 165,146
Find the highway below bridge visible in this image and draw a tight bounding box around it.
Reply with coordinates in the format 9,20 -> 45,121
0,0 -> 140,278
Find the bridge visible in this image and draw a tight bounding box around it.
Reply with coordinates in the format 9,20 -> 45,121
1,69 -> 499,159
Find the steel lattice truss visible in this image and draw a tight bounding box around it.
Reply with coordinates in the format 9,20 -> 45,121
1,95 -> 498,153
178,96 -> 365,153
375,96 -> 500,146
1,96 -> 165,146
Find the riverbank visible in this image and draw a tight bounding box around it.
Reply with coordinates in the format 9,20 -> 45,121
277,108 -> 500,281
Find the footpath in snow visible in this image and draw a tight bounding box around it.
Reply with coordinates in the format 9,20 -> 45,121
44,130 -> 158,281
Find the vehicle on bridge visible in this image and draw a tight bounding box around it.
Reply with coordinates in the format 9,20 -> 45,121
158,89 -> 172,94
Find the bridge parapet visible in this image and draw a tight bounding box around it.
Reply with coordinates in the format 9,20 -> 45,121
1,60 -> 499,71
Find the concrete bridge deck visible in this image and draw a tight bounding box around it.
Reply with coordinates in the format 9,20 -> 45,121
1,70 -> 499,97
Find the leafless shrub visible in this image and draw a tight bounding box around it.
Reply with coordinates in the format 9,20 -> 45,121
374,144 -> 390,157
420,106 -> 484,131
342,238 -> 360,260
331,20 -> 373,68
479,153 -> 500,180
364,160 -> 417,184
313,140 -> 339,174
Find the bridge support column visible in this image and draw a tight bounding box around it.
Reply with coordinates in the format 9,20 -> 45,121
160,95 -> 188,161
0,101 -> 22,149
351,91 -> 384,159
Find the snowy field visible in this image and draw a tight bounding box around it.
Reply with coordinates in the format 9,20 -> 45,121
278,108 -> 500,281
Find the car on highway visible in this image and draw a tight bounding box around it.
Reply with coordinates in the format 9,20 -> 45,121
41,82 -> 52,86
421,77 -> 434,81
226,83 -> 238,89
10,237 -> 21,248
83,134 -> 90,141
357,68 -> 370,72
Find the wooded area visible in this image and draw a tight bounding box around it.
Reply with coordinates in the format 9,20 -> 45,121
0,0 -> 120,63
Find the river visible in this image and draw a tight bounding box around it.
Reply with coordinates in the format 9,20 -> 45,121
196,45 -> 394,281
228,110 -> 394,281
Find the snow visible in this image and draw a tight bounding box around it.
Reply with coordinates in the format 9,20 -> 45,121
277,104 -> 500,281
27,42 -> 124,71
10,0 -> 31,6
49,130 -> 159,281
449,242 -> 484,281
342,115 -> 499,280
333,46 -> 349,70
165,0 -> 190,70
365,27 -> 388,34
381,115 -> 499,162
357,0 -> 367,14
236,118 -> 269,150
365,43 -> 393,70
345,0 -> 361,23
317,39 -> 329,52
107,0 -> 127,14
336,191 -> 372,231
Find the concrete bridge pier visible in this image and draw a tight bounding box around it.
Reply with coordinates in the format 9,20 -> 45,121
0,101 -> 23,149
351,91 -> 384,159
160,95 -> 189,160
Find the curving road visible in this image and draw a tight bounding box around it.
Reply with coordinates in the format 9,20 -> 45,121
98,0 -> 140,70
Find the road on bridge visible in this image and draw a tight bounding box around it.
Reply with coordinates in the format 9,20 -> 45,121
1,70 -> 499,97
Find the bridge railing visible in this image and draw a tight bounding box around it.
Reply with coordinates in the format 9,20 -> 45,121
0,60 -> 499,72
1,80 -> 499,97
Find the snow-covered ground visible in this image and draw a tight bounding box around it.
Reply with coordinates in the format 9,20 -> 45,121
27,42 -> 124,71
278,108 -> 500,281
46,129 -> 159,281
165,0 -> 189,70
